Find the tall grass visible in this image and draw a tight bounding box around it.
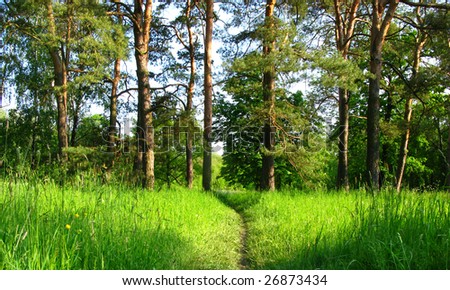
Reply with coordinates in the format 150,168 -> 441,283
0,178 -> 241,269
220,190 -> 450,269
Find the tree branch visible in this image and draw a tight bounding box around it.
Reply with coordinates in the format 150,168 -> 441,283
401,0 -> 450,10
162,24 -> 189,50
107,1 -> 139,25
117,87 -> 139,98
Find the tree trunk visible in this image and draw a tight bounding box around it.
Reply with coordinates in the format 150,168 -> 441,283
70,98 -> 81,147
108,3 -> 122,167
337,88 -> 349,190
260,0 -> 276,191
395,96 -> 413,191
446,107 -> 450,189
133,0 -> 154,189
333,0 -> 359,191
109,57 -> 120,155
367,55 -> 381,190
46,0 -> 68,162
185,0 -> 195,189
366,0 -> 399,191
202,0 -> 214,191
396,29 -> 427,192
380,90 -> 393,185
31,93 -> 39,169
136,51 -> 154,189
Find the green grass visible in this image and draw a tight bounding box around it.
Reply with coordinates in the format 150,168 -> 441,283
219,190 -> 450,269
3,176 -> 449,270
0,179 -> 241,269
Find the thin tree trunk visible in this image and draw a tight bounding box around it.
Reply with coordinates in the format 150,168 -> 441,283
446,107 -> 450,189
31,92 -> 39,169
366,0 -> 399,191
108,3 -> 122,167
381,90 -> 393,185
337,88 -> 350,190
396,26 -> 427,192
70,98 -> 81,147
185,0 -> 195,189
133,0 -> 154,189
202,0 -> 214,191
109,57 -> 120,154
46,0 -> 68,162
260,0 -> 276,191
395,96 -> 413,191
334,0 -> 359,191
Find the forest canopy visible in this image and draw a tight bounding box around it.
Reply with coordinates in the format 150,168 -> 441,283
0,0 -> 449,191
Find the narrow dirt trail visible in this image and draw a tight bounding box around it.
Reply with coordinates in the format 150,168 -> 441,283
237,211 -> 250,269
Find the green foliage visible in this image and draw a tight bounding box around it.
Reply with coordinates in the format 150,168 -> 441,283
75,114 -> 109,147
216,67 -> 333,190
309,50 -> 366,92
151,94 -> 203,188
1,0 -> 450,192
216,191 -> 263,213
211,153 -> 227,189
64,146 -> 110,175
0,108 -> 58,172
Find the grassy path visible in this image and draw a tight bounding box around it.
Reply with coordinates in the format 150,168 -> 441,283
215,191 -> 261,269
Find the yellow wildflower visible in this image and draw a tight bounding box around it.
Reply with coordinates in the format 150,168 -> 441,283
65,224 -> 71,230
74,213 -> 80,218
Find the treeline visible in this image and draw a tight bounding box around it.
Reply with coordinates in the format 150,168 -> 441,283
0,0 -> 449,191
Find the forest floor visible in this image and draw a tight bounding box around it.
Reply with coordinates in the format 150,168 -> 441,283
2,179 -> 450,269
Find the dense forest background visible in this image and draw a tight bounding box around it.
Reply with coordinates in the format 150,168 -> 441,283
0,0 -> 449,192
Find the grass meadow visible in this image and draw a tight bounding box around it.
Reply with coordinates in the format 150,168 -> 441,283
0,178 -> 241,269
1,176 -> 449,270
218,190 -> 450,269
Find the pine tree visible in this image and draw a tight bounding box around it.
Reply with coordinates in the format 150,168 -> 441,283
202,0 -> 214,191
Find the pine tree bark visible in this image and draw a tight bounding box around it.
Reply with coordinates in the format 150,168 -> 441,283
334,0 -> 360,191
337,88 -> 350,190
185,0 -> 195,189
367,0 -> 399,191
108,3 -> 122,165
260,0 -> 276,191
133,0 -> 154,189
46,0 -> 68,162
396,28 -> 427,192
109,57 -> 121,155
202,0 -> 214,191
